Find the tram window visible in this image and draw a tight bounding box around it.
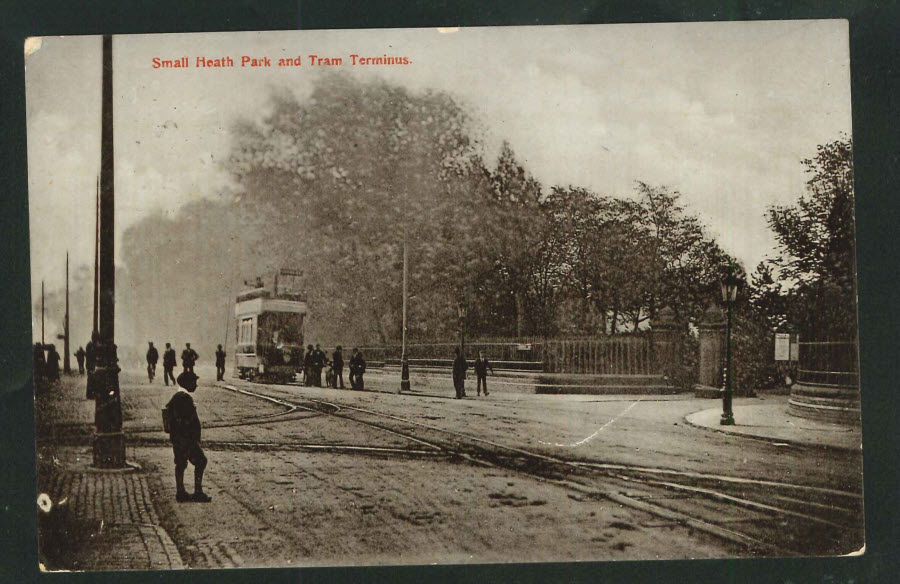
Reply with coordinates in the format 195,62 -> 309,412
239,318 -> 253,344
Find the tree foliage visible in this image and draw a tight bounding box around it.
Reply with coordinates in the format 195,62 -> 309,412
763,136 -> 856,340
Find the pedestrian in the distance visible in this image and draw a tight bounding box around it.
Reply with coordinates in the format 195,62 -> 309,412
45,344 -> 61,382
146,341 -> 159,383
215,344 -> 226,381
332,345 -> 345,389
452,346 -> 467,399
163,371 -> 211,503
303,344 -> 315,386
181,343 -> 199,373
313,343 -> 327,387
474,350 -> 493,396
85,331 -> 99,375
163,342 -> 177,386
349,348 -> 366,390
74,346 -> 85,374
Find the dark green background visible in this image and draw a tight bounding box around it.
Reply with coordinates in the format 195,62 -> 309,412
1,1 -> 897,582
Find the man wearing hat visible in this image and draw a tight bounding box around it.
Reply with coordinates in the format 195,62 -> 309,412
164,371 -> 211,502
162,342 -> 177,386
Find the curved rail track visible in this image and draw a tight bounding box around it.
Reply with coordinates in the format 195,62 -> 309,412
207,380 -> 863,557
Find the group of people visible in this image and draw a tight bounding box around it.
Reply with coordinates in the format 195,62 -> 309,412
32,343 -> 62,383
452,349 -> 494,399
144,341 -> 222,385
303,344 -> 367,390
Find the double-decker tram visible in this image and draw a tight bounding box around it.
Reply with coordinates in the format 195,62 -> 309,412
234,268 -> 307,382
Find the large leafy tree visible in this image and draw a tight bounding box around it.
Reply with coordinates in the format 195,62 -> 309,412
228,73 -> 490,344
764,136 -> 856,340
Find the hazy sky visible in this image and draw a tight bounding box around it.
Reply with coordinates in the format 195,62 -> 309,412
26,22 -> 852,337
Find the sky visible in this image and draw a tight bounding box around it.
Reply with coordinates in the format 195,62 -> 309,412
25,21 -> 852,340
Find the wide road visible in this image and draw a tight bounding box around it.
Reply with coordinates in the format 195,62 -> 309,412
43,366 -> 865,568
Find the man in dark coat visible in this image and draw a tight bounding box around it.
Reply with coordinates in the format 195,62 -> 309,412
303,344 -> 315,386
164,371 -> 211,503
215,344 -> 226,381
162,342 -> 177,386
74,346 -> 85,374
146,342 -> 159,382
452,347 -> 468,399
181,343 -> 199,373
313,343 -> 327,387
474,351 -> 494,396
349,348 -> 366,390
332,346 -> 345,389
45,345 -> 61,382
85,331 -> 99,375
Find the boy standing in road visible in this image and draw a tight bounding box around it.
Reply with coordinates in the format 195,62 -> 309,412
164,371 -> 211,503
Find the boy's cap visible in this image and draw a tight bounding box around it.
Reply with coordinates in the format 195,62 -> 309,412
176,371 -> 199,391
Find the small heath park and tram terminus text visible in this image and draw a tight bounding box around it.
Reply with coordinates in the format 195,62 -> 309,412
152,54 -> 412,68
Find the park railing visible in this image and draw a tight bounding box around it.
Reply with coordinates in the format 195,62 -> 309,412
361,334 -> 661,376
796,340 -> 859,388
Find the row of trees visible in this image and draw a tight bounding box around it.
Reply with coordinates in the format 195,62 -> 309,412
37,74 -> 855,389
219,73 -> 740,345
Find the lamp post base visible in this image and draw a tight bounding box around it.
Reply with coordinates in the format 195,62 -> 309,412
720,412 -> 735,426
92,431 -> 127,468
400,358 -> 410,392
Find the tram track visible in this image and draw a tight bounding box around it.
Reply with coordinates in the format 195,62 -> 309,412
216,380 -> 864,556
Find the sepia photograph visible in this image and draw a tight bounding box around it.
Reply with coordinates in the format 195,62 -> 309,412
25,22 -> 862,570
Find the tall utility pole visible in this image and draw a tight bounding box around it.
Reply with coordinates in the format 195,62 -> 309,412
63,252 -> 71,374
93,176 -> 99,334
41,280 -> 45,345
89,34 -> 126,468
400,239 -> 410,392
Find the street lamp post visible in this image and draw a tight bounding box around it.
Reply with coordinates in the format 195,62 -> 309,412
720,263 -> 738,426
400,240 -> 410,392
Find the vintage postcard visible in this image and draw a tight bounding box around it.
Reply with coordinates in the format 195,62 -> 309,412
26,22 -> 862,570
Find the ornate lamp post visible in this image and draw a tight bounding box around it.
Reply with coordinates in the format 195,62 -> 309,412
719,263 -> 739,426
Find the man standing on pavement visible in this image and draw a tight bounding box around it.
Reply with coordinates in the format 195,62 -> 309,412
303,344 -> 315,386
349,348 -> 366,390
164,371 -> 211,503
146,342 -> 159,383
163,342 -> 177,386
85,331 -> 99,376
474,350 -> 493,396
215,344 -> 226,381
181,343 -> 199,373
45,345 -> 61,382
313,343 -> 327,387
452,347 -> 468,399
332,345 -> 345,389
74,346 -> 85,374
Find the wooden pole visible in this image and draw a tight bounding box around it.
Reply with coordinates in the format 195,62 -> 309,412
92,34 -> 126,468
64,252 -> 71,373
400,239 -> 410,391
93,175 -> 99,335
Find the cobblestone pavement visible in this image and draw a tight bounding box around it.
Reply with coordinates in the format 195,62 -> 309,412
36,445 -> 183,571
